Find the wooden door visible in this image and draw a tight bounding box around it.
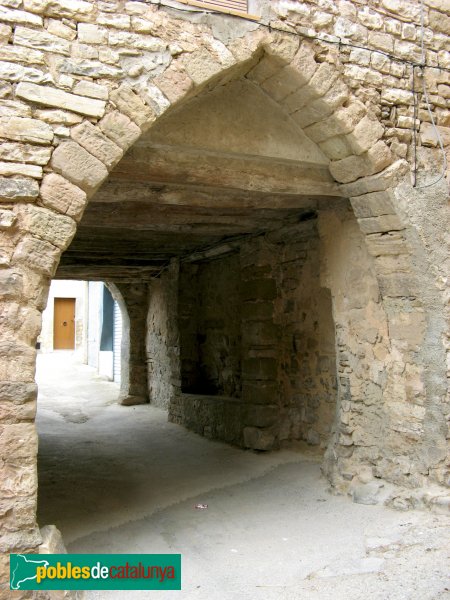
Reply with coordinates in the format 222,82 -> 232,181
53,298 -> 76,350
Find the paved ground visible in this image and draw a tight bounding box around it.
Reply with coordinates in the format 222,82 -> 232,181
36,353 -> 450,600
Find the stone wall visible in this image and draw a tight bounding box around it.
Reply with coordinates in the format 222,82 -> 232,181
147,261 -> 180,410
0,0 -> 449,586
179,254 -> 242,397
174,221 -> 338,451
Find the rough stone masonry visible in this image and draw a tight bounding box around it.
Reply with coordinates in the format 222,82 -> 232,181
0,0 -> 449,597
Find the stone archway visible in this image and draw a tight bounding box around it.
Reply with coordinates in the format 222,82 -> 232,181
1,23 -> 448,576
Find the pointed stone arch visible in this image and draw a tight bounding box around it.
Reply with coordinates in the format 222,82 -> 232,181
1,25 -> 448,568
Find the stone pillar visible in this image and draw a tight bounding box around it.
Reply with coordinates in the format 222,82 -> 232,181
0,268 -> 50,597
240,238 -> 281,451
113,282 -> 150,406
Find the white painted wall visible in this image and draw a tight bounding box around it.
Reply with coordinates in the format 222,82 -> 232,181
40,280 -> 123,384
39,280 -> 88,361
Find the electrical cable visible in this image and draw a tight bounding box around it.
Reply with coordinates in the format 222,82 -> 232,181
413,0 -> 448,189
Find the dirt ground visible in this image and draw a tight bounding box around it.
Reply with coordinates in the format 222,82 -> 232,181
36,353 -> 450,600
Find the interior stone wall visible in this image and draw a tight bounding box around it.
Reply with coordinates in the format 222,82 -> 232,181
179,254 -> 242,397
173,221 -> 338,451
147,261 -> 180,410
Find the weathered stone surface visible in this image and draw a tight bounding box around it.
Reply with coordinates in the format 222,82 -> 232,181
0,270 -> 23,299
0,422 -> 37,458
98,110 -> 141,150
13,235 -> 60,275
346,115 -> 385,155
39,525 -> 67,554
109,84 -> 154,129
34,109 -> 83,126
350,191 -> 396,218
16,82 -> 106,118
0,208 -> 16,229
14,26 -> 71,56
72,80 -> 108,100
0,177 -> 39,201
71,121 -> 123,168
20,204 -> 76,250
0,142 -> 51,165
338,160 -> 409,197
0,116 -> 53,144
304,100 -> 366,143
329,141 -> 393,183
0,61 -> 52,83
39,173 -> 86,221
243,426 -> 276,450
24,0 -> 94,19
0,44 -> 45,65
0,5 -> 42,26
0,162 -> 42,179
109,30 -> 166,52
78,23 -> 108,45
58,57 -> 123,79
358,214 -> 405,234
0,462 -> 37,498
50,141 -> 108,194
0,99 -> 32,118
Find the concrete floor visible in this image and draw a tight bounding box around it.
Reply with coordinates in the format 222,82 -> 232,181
36,353 -> 450,600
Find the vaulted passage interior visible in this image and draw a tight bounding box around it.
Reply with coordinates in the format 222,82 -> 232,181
50,70 -> 355,456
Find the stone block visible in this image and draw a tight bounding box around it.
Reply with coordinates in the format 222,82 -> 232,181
77,23 -> 108,44
39,525 -> 67,554
243,426 -> 276,450
0,381 -> 37,403
0,116 -> 53,144
0,177 -> 39,201
365,231 -> 410,256
20,204 -> 76,250
0,142 -> 51,166
0,422 -> 37,459
263,31 -> 300,63
109,84 -> 154,129
50,141 -> 108,194
58,58 -> 122,79
244,321 -> 279,346
13,235 -> 60,276
0,462 -> 37,498
0,208 -> 16,229
47,18 -> 76,41
244,404 -> 278,427
241,278 -> 277,301
0,5 -> 42,26
0,44 -> 45,65
71,121 -> 123,169
304,100 -> 366,144
0,162 -> 42,179
72,80 -> 108,100
350,190 -> 396,218
329,141 -> 393,183
319,135 -> 353,160
108,30 -> 166,52
14,25 -> 71,56
39,173 -> 86,221
358,214 -> 404,234
24,0 -> 94,19
184,48 -> 224,88
16,82 -> 106,118
155,67 -> 193,105
0,270 -> 23,299
98,111 -> 142,150
242,358 -> 278,380
338,159 -> 409,197
241,302 -> 274,321
346,115 -> 385,155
